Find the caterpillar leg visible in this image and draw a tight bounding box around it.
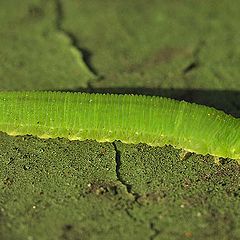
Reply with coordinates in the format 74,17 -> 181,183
179,149 -> 192,161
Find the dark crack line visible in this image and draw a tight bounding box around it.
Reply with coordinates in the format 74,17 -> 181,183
55,0 -> 98,76
149,222 -> 161,240
112,142 -> 140,201
182,41 -> 204,74
112,142 -> 145,225
183,62 -> 198,74
125,208 -> 139,222
112,142 -> 132,193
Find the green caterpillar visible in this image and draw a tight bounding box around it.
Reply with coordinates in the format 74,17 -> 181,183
0,91 -> 239,162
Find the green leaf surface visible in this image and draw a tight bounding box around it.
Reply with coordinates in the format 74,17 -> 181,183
61,0 -> 240,90
0,0 -> 95,90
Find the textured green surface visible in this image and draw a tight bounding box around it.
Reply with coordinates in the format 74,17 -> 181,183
0,91 -> 240,160
61,0 -> 240,90
0,0 -> 95,90
0,0 -> 240,240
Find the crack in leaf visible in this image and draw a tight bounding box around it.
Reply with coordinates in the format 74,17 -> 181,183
112,142 -> 140,200
149,221 -> 161,240
182,41 -> 204,74
55,0 -> 98,77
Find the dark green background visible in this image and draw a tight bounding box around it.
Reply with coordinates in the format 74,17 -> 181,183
0,1 -> 240,239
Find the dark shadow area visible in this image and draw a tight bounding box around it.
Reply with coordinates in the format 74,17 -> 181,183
51,87 -> 240,118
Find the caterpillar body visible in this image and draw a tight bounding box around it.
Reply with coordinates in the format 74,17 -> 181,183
0,91 -> 239,162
